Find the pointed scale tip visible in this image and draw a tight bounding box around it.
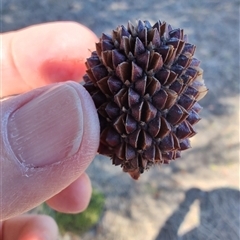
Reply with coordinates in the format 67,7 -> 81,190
128,169 -> 141,180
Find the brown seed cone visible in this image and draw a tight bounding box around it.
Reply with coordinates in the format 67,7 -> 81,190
83,20 -> 208,180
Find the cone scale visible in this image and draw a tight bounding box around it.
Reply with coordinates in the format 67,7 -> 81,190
83,20 -> 208,180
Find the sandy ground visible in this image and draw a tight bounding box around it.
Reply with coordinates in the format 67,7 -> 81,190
1,0 -> 239,240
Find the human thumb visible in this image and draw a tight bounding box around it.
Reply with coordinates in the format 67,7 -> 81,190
0,81 -> 99,220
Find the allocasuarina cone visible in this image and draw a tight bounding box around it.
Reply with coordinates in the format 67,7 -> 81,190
83,20 -> 208,180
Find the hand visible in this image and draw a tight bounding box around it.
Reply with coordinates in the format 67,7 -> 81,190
0,22 -> 99,239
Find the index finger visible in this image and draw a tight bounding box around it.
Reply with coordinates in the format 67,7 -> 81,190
1,21 -> 98,97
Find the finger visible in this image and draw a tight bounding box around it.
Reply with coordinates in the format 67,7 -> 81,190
1,21 -> 98,97
1,81 -> 99,220
0,214 -> 58,240
46,172 -> 92,213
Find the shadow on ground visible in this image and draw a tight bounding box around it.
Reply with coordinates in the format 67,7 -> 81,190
155,188 -> 240,240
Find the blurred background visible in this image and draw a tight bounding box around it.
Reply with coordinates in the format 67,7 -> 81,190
1,0 -> 239,239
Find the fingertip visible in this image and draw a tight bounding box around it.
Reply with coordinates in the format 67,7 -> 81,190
46,173 -> 92,213
2,215 -> 58,240
1,81 -> 99,219
37,22 -> 98,84
64,81 -> 100,171
2,21 -> 98,96
75,82 -> 100,168
18,215 -> 58,240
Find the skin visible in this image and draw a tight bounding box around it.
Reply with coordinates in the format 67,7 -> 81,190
0,22 -> 99,239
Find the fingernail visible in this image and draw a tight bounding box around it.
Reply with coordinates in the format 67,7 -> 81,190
7,83 -> 83,167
